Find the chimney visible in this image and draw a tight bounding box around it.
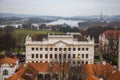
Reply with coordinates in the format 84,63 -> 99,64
118,36 -> 120,71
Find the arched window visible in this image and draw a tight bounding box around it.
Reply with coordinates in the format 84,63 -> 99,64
3,69 -> 8,75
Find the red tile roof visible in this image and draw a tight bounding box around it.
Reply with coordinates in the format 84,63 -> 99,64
107,70 -> 120,80
6,63 -> 120,80
6,73 -> 25,80
87,75 -> 99,80
29,63 -> 68,73
0,57 -> 17,67
6,64 -> 37,80
101,30 -> 120,40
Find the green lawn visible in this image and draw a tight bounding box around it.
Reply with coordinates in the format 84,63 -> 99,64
13,29 -> 63,52
14,29 -> 64,45
15,29 -> 63,35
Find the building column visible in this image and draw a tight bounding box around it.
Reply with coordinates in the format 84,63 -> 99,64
43,74 -> 45,80
50,73 -> 52,80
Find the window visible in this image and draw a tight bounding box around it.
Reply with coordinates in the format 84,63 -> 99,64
77,54 -> 80,58
86,48 -> 88,51
77,61 -> 80,64
73,61 -> 75,64
73,48 -> 76,51
45,54 -> 48,58
32,54 -> 34,58
59,54 -> 61,58
40,54 -> 42,58
55,48 -> 57,51
82,54 -> 84,58
59,48 -> 62,51
86,54 -> 88,58
50,54 -> 52,58
82,48 -> 84,51
68,48 -> 71,51
78,48 -> 81,51
50,48 -> 53,51
32,48 -> 34,51
68,54 -> 71,58
82,61 -> 84,64
55,54 -> 57,58
64,54 -> 66,58
36,54 -> 38,58
86,61 -> 88,64
36,48 -> 38,51
40,48 -> 42,51
45,48 -> 48,51
64,48 -> 66,51
3,69 -> 8,75
73,54 -> 75,58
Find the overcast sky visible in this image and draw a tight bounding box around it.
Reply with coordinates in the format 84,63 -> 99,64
0,0 -> 120,17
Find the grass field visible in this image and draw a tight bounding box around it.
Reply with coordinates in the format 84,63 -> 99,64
15,29 -> 63,35
14,29 -> 64,44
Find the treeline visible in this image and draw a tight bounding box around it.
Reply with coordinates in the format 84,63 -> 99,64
0,26 -> 16,54
86,26 -> 120,43
59,26 -> 80,33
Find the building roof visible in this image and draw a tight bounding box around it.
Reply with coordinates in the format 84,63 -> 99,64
100,30 -> 120,40
0,56 -> 17,67
73,34 -> 88,41
6,63 -> 120,80
28,63 -> 68,73
32,34 -> 48,41
32,33 -> 88,41
107,70 -> 120,80
80,63 -> 120,80
88,63 -> 120,80
6,64 -> 37,80
87,75 -> 99,80
6,73 -> 25,80
28,63 -> 51,72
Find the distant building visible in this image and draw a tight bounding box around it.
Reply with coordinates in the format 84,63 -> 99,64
31,24 -> 39,30
9,24 -> 22,29
0,55 -> 18,80
25,32 -> 94,65
99,30 -> 120,56
0,25 -> 7,28
39,24 -> 51,30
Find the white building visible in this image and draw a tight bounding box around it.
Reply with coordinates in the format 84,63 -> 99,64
25,32 -> 94,65
0,56 -> 18,80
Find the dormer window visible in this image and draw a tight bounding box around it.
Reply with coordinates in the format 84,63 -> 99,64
3,69 -> 8,75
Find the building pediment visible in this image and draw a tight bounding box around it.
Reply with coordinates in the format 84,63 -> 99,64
53,40 -> 70,48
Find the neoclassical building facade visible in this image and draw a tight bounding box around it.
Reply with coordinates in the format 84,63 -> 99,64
25,32 -> 94,65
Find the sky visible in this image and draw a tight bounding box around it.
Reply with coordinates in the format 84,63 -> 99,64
0,0 -> 120,17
